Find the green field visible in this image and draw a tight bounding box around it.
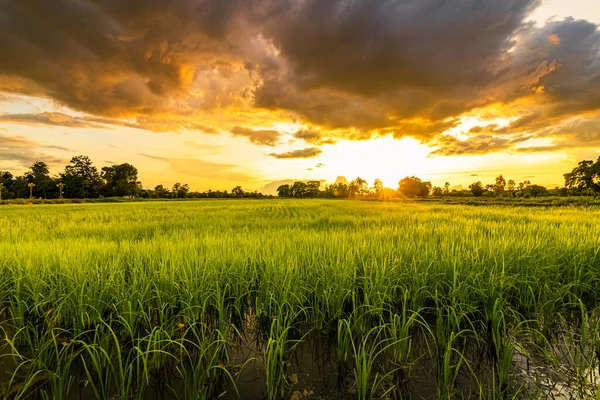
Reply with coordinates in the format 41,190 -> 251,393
1,200 -> 599,399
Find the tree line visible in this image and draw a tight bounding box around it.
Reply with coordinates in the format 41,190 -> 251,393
1,155 -> 599,200
0,156 -> 271,200
277,156 -> 600,199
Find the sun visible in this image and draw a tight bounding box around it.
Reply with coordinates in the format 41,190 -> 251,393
321,136 -> 432,187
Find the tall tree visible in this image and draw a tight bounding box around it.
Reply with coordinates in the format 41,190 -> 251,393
25,161 -> 54,199
291,181 -> 307,198
101,163 -> 141,197
373,179 -> 384,194
444,182 -> 450,195
306,181 -> 321,198
507,179 -> 516,197
349,177 -> 368,198
276,184 -> 291,198
494,175 -> 506,196
61,156 -> 102,198
231,186 -> 244,197
564,157 -> 600,196
0,171 -> 14,199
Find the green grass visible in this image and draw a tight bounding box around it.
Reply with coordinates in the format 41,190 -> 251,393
1,200 -> 599,399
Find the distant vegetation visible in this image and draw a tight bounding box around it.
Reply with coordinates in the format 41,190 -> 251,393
1,155 -> 599,201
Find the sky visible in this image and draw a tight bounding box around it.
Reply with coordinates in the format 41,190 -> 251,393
1,0 -> 599,193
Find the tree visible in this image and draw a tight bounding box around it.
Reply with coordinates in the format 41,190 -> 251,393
373,179 -> 384,194
57,182 -> 64,199
231,186 -> 244,197
469,181 -> 485,197
526,184 -> 548,198
25,161 -> 54,198
432,186 -> 444,197
101,163 -> 141,197
0,171 -> 14,200
398,176 -> 431,198
172,183 -> 190,198
12,176 -> 28,199
494,175 -> 506,196
349,177 -> 368,198
518,180 -> 531,193
153,184 -> 171,198
61,156 -> 102,198
276,184 -> 291,198
564,157 -> 600,196
306,181 -> 320,198
507,179 -> 516,197
27,182 -> 35,199
291,181 -> 307,198
444,182 -> 450,195
332,182 -> 349,198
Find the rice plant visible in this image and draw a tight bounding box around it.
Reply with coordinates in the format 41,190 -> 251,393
0,199 -> 599,399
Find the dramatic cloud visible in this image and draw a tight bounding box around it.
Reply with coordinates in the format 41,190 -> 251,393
0,133 -> 71,168
430,134 -> 532,156
0,0 -> 599,151
292,129 -> 336,145
0,112 -> 112,128
268,147 -> 322,159
230,126 -> 281,146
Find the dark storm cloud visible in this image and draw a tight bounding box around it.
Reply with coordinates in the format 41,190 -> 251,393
230,126 -> 282,146
499,18 -> 600,120
1,0 -> 599,149
268,147 -> 322,159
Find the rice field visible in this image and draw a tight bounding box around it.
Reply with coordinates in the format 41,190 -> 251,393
1,200 -> 599,399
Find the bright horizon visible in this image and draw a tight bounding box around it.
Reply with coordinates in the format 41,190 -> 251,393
1,0 -> 599,194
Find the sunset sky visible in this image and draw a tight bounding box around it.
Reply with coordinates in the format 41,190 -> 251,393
1,0 -> 599,193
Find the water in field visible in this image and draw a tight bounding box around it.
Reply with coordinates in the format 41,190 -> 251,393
0,200 -> 599,399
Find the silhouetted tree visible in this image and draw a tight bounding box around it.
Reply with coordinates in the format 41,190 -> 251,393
61,156 -> 102,198
373,179 -> 384,194
291,181 -> 307,198
25,161 -> 54,199
0,171 -> 15,199
276,184 -> 291,198
101,163 -> 141,197
469,181 -> 485,197
526,184 -> 548,198
349,177 -> 368,198
507,179 -> 516,197
432,186 -> 444,197
564,157 -> 600,196
231,186 -> 244,197
494,175 -> 506,196
306,181 -> 320,198
172,183 -> 190,198
398,176 -> 431,198
153,184 -> 171,198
